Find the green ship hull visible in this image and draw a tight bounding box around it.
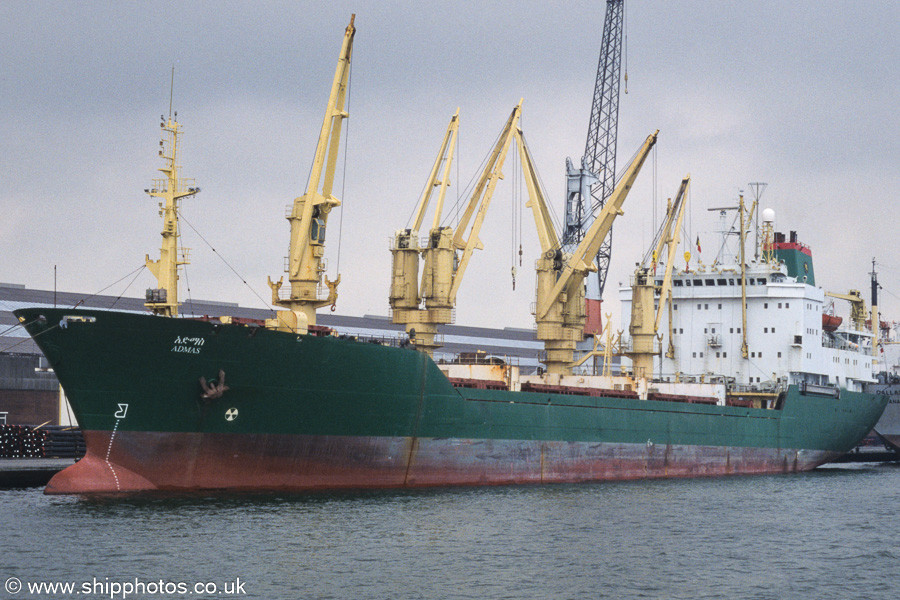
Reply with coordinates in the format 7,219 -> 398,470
15,307 -> 887,494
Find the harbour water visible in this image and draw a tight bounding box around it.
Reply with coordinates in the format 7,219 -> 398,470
3,462 -> 899,599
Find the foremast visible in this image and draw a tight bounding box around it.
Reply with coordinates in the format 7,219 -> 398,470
144,111 -> 200,316
267,15 -> 355,333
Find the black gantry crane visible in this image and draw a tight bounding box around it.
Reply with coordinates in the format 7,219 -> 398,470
563,0 -> 625,334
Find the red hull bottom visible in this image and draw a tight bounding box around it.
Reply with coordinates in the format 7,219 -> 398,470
46,430 -> 841,494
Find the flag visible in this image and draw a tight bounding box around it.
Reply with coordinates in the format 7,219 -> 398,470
696,236 -> 701,253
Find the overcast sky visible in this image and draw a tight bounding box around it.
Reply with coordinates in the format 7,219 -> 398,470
2,0 -> 898,331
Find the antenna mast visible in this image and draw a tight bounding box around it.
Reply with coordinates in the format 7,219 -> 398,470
144,85 -> 200,317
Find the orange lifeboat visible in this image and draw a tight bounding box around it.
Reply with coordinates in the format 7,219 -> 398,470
822,313 -> 842,332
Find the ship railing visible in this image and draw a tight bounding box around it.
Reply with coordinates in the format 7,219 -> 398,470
148,178 -> 199,195
821,337 -> 867,353
279,256 -> 329,275
331,331 -> 405,348
570,362 -> 610,376
387,234 -> 431,250
386,307 -> 455,325
274,280 -> 333,302
799,381 -> 840,398
436,352 -> 521,367
727,382 -> 781,394
653,372 -> 782,394
654,372 -> 731,385
616,336 -> 663,355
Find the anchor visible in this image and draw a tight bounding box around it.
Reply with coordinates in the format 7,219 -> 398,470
200,369 -> 230,400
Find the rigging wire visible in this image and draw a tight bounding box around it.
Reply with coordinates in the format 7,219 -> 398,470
107,265 -> 148,311
335,58 -> 352,277
71,264 -> 147,309
178,212 -> 274,312
455,126 -> 461,229
0,318 -> 32,338
510,130 -> 519,289
685,183 -> 692,267
520,132 -> 563,241
174,215 -> 195,317
518,139 -> 524,267
442,129 -> 497,229
652,143 -> 658,241
0,321 -> 62,355
623,0 -> 628,95
180,257 -> 195,317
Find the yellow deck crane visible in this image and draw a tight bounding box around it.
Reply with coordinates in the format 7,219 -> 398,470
390,102 -> 522,355
267,16 -> 355,333
626,176 -> 690,380
531,131 -> 658,374
825,290 -> 868,332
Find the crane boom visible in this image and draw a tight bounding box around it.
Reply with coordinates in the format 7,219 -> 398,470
411,109 -> 459,233
389,109 -> 460,335
540,131 -> 658,320
627,175 -> 689,380
535,130 -> 658,374
517,130 -> 559,254
267,15 -> 355,333
654,176 -> 690,332
826,290 -> 868,331
448,101 -> 523,302
390,102 -> 523,356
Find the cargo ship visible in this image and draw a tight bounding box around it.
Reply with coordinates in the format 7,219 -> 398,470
15,17 -> 886,494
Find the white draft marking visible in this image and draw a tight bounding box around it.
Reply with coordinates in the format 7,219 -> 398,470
105,418 -> 121,491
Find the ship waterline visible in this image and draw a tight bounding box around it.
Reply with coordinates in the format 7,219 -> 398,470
47,431 -> 847,494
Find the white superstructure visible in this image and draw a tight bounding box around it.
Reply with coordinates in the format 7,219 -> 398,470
618,209 -> 875,394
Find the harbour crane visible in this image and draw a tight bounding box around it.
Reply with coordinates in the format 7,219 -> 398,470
267,16 -> 355,334
390,102 -> 522,355
563,0 -> 626,335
